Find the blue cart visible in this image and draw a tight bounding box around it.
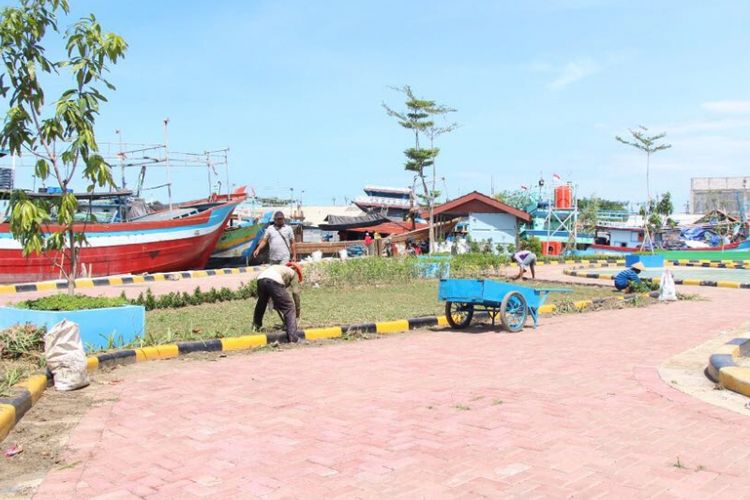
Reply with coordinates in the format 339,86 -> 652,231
438,278 -> 570,332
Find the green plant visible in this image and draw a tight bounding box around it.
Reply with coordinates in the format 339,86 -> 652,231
0,0 -> 128,294
16,294 -> 128,311
520,236 -> 543,256
0,324 -> 45,360
0,367 -> 25,397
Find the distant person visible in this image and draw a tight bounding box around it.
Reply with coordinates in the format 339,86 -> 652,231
374,232 -> 382,255
253,263 -> 303,343
364,232 -> 373,255
614,261 -> 645,291
253,211 -> 296,264
511,249 -> 536,280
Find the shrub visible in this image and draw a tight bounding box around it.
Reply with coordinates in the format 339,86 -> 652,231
16,294 -> 129,311
450,253 -> 509,278
306,257 -> 422,287
520,236 -> 543,256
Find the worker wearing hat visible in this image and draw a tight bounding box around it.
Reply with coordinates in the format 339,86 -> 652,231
614,261 -> 645,291
253,262 -> 304,342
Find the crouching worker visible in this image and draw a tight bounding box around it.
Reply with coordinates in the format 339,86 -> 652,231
253,262 -> 303,342
614,261 -> 645,292
511,249 -> 537,280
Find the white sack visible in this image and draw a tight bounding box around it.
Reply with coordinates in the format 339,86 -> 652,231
44,319 -> 90,391
659,269 -> 678,302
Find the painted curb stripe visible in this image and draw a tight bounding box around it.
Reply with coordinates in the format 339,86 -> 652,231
719,367 -> 750,396
408,317 -> 439,329
304,327 -> 343,340
0,404 -> 16,441
706,338 -> 750,398
97,350 -> 137,367
16,374 -> 48,405
177,339 -> 223,354
266,331 -> 290,344
220,334 -> 267,351
0,389 -> 31,423
376,320 -> 410,334
343,323 -> 377,334
0,266 -> 268,296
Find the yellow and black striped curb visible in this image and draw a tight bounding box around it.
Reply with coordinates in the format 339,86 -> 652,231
667,259 -> 749,269
0,266 -> 268,296
535,258 -> 625,266
1,293 -> 650,442
706,337 -> 750,398
563,264 -> 750,290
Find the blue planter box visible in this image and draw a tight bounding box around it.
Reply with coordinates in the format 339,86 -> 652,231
625,254 -> 664,268
0,305 -> 145,351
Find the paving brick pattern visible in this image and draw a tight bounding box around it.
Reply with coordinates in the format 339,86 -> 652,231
34,286 -> 750,498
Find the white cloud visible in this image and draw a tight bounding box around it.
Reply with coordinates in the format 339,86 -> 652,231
702,100 -> 750,115
548,58 -> 601,90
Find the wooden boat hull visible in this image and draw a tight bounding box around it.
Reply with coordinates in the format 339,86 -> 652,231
0,201 -> 239,284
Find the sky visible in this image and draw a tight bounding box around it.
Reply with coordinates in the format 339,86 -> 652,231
3,0 -> 750,212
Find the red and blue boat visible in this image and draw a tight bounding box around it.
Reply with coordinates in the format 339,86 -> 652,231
0,191 -> 240,284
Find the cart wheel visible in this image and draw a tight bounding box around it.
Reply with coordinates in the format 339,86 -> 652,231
500,291 -> 528,332
445,301 -> 474,329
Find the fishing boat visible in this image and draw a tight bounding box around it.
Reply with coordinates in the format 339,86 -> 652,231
210,213 -> 269,262
0,190 -> 240,284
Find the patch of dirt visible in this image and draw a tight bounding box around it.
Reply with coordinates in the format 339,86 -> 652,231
0,367 -> 127,498
659,321 -> 750,417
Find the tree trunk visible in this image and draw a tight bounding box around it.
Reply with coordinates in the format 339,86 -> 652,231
67,226 -> 77,295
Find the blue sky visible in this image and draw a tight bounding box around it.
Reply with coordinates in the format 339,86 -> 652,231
5,0 -> 750,211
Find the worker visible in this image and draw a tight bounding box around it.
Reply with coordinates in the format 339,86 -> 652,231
253,262 -> 303,343
511,249 -> 537,280
614,261 -> 645,291
253,211 -> 297,264
364,232 -> 373,255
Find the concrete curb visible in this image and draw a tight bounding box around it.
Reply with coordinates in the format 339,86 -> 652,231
705,337 -> 750,398
1,293 -> 648,442
0,267 -> 266,296
563,263 -> 750,289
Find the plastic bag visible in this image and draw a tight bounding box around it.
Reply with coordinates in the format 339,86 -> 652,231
44,320 -> 90,391
659,269 -> 678,302
338,248 -> 348,260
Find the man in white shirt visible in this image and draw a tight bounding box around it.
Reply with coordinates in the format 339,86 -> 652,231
253,211 -> 297,264
253,262 -> 303,342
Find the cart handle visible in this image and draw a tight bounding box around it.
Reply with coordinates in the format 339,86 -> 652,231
534,288 -> 573,294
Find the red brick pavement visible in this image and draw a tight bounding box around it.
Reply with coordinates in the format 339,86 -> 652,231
34,287 -> 750,498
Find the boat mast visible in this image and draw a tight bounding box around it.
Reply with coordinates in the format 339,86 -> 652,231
116,129 -> 126,190
163,118 -> 173,211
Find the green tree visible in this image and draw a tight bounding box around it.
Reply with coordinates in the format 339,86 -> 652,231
383,85 -> 456,249
494,190 -> 531,211
0,0 -> 127,293
656,191 -> 673,217
578,196 -> 600,233
615,126 -> 671,251
578,197 -> 627,212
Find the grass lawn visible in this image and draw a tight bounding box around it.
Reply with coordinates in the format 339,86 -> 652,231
144,279 -> 618,343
